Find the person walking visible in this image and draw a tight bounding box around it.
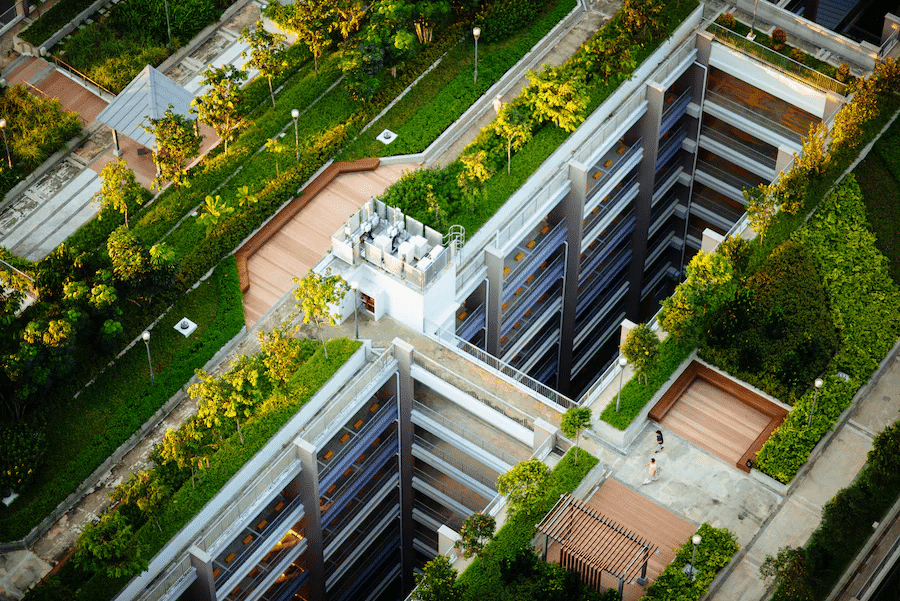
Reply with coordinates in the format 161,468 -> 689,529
655,429 -> 664,453
643,458 -> 659,485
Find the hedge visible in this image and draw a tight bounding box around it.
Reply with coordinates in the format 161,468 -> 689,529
0,258 -> 245,541
18,0 -> 98,46
754,176 -> 900,483
640,523 -> 739,601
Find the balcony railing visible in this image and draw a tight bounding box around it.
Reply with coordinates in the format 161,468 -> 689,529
707,22 -> 847,95
413,434 -> 498,491
700,126 -> 777,171
413,401 -> 521,466
413,468 -> 487,511
705,90 -> 804,145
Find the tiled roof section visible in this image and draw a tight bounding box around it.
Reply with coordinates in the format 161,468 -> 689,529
96,65 -> 195,148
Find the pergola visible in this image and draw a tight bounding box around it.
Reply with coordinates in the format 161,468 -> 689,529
537,493 -> 659,596
96,64 -> 195,156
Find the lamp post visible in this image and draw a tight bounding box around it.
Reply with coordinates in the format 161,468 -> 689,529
808,377 -> 824,427
689,534 -> 702,582
0,119 -> 11,170
291,109 -> 300,162
142,331 -> 155,386
351,281 -> 359,339
473,27 -> 481,85
615,356 -> 627,412
163,0 -> 172,44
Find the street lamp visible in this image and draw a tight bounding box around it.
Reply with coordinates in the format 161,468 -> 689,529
689,534 -> 702,582
163,0 -> 172,45
615,356 -> 627,412
291,109 -> 300,162
142,331 -> 155,386
0,119 -> 11,170
473,27 -> 481,85
351,281 -> 359,339
808,377 -> 824,427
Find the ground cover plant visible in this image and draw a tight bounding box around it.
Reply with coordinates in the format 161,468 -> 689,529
0,85 -> 82,197
0,258 -> 245,541
24,336 -> 361,601
53,0 -> 234,93
18,0 -> 97,47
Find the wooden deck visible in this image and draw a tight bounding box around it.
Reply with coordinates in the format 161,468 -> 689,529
546,479 -> 696,601
649,361 -> 789,472
241,162 -> 417,324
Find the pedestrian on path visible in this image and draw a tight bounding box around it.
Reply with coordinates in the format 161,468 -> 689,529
655,429 -> 664,453
643,458 -> 659,485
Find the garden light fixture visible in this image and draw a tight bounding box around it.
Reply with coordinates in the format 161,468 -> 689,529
291,109 -> 300,162
808,377 -> 824,427
473,27 -> 481,85
351,281 -> 359,339
0,119 -> 10,170
616,356 -> 627,413
142,330 -> 155,386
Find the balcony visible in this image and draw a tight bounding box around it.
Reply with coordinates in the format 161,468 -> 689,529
501,252 -> 565,333
223,529 -> 307,601
586,139 -> 643,202
500,281 -> 563,351
583,177 -> 638,246
413,466 -> 491,516
579,212 -> 635,287
695,156 -> 766,199
691,185 -> 746,230
508,316 -> 560,374
655,125 -> 688,172
577,246 -> 632,318
660,88 -> 692,136
255,559 -> 310,601
456,301 -> 486,345
320,434 -> 398,526
413,433 -> 498,495
502,219 -> 567,294
317,396 -> 396,488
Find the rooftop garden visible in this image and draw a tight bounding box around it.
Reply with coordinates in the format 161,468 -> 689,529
708,13 -> 851,94
1,0 -> 587,546
24,330 -> 361,601
600,58 -> 900,487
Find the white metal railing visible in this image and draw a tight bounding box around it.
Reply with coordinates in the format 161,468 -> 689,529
140,557 -> 195,601
413,401 -> 521,466
579,92 -> 648,166
495,179 -> 570,250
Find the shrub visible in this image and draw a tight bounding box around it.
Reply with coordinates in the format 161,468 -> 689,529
18,0 -> 97,46
475,0 -> 542,43
789,48 -> 806,64
622,323 -> 660,385
719,12 -> 735,29
642,524 -> 740,601
836,63 -> 850,83
772,28 -> 787,49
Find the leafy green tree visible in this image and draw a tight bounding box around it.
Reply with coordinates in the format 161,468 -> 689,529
158,421 -> 207,488
412,1 -> 449,44
191,65 -> 247,155
760,546 -> 813,601
744,183 -> 777,240
235,185 -> 258,208
292,269 -> 350,358
259,323 -> 310,386
265,137 -> 289,176
240,21 -> 288,108
496,458 -> 550,518
521,65 -> 588,132
190,354 -> 265,445
73,511 -> 147,579
457,513 -> 495,565
281,0 -> 333,75
560,407 -> 592,465
412,555 -> 462,601
0,422 -> 46,493
110,470 -> 170,530
197,194 -> 235,236
107,226 -> 178,298
493,102 -> 533,174
659,250 -> 737,342
91,158 -> 144,227
142,105 -> 202,190
622,323 -> 660,385
331,0 -> 367,40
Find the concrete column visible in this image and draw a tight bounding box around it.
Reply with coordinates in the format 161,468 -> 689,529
701,228 -> 725,253
294,438 -> 325,601
14,0 -> 30,18
557,161 -> 589,394
880,14 -> 899,48
393,339 -> 416,594
824,91 -> 844,120
533,418 -> 558,455
484,246 -> 504,357
187,546 -> 216,601
619,318 -> 637,350
624,84 -> 664,320
437,525 -> 460,556
694,32 -> 713,67
775,145 -> 795,178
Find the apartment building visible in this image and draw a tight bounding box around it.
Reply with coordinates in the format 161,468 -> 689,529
113,3 -> 897,601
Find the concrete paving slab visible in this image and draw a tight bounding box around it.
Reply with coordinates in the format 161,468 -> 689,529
852,356 -> 900,434
711,556 -> 768,601
793,422 -> 871,509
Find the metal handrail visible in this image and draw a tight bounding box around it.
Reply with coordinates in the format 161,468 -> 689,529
701,126 -> 778,170
413,434 -> 497,490
51,55 -> 116,98
413,468 -> 485,509
707,22 -> 847,95
413,401 -> 521,466
705,90 -> 803,144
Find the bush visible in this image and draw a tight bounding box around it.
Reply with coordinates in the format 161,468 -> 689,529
18,0 -> 97,46
789,48 -> 806,64
718,12 -> 736,29
772,28 -> 787,49
475,0 -> 542,43
641,524 -> 739,601
836,63 -> 850,83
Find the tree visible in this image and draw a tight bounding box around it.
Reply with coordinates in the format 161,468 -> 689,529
107,226 -> 178,298
412,555 -> 462,601
331,0 -> 367,40
496,458 -> 550,518
73,511 -> 147,579
235,185 -> 258,208
744,183 -> 777,240
158,421 -> 207,488
659,250 -> 737,342
457,513 -> 495,565
191,65 -> 247,155
281,0 -> 333,75
760,546 -> 813,601
521,65 -> 588,132
292,269 -> 350,358
240,21 -> 288,107
622,323 -> 660,385
265,137 -> 289,176
493,102 -> 533,175
189,354 -> 265,445
197,194 -> 235,236
91,158 -> 144,227
110,470 -> 170,530
560,407 -> 591,465
142,105 -> 202,190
